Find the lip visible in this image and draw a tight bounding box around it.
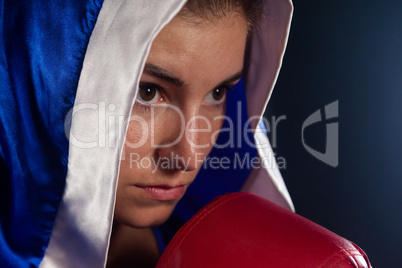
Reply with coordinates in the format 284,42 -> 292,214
135,184 -> 186,201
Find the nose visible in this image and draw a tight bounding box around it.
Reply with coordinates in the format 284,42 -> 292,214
156,106 -> 205,172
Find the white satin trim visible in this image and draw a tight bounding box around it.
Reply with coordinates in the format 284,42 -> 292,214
245,0 -> 294,123
241,0 -> 294,211
40,0 -> 187,267
241,124 -> 295,212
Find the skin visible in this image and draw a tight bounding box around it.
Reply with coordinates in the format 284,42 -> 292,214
108,11 -> 248,267
115,12 -> 248,228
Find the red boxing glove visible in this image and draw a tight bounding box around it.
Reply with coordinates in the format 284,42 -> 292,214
157,192 -> 371,267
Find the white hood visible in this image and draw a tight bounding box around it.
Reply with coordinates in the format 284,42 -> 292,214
38,0 -> 294,266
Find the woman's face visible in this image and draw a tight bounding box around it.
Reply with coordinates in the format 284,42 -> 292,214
115,13 -> 247,227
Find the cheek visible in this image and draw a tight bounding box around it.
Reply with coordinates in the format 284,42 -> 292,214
119,113 -> 168,169
125,119 -> 150,148
120,118 -> 154,173
123,113 -> 166,153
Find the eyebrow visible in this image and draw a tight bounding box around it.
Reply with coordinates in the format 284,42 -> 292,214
214,71 -> 243,89
143,63 -> 184,87
143,63 -> 243,89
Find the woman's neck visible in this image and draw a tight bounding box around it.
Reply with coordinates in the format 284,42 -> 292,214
106,222 -> 160,268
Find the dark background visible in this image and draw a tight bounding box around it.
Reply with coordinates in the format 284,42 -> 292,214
264,0 -> 402,267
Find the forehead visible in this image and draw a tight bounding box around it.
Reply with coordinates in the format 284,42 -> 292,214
145,14 -> 248,85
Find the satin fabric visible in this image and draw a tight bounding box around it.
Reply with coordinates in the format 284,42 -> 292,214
0,0 -> 294,267
0,0 -> 103,266
40,1 -> 188,267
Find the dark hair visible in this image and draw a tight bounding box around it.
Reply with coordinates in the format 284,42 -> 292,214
180,0 -> 264,30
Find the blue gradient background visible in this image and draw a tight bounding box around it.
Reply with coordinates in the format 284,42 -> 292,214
265,0 -> 402,267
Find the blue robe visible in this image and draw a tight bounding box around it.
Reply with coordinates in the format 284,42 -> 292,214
0,0 -> 294,266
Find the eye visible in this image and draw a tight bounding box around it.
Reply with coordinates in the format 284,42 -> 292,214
203,87 -> 229,105
136,83 -> 163,104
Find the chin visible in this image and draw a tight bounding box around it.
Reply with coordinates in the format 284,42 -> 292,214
115,201 -> 178,228
133,211 -> 173,228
